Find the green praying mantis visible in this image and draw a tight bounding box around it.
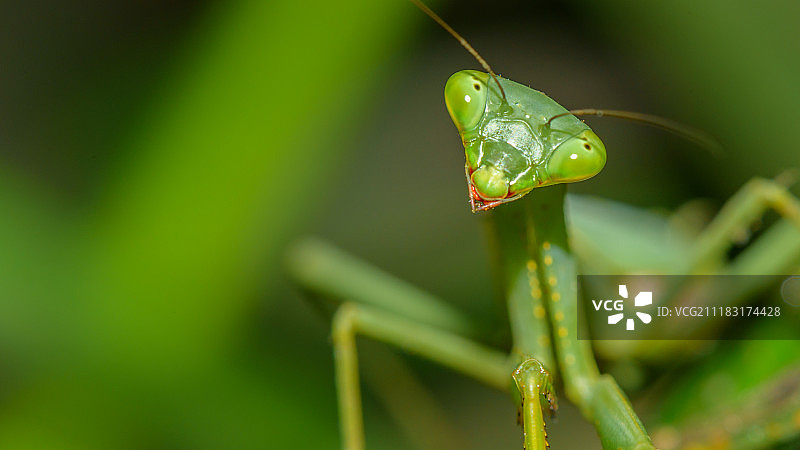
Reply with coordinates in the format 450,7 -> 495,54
287,1 -> 800,448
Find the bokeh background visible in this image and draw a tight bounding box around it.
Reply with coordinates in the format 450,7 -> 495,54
2,0 -> 799,448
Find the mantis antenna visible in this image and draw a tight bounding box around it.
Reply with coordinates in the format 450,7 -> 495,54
548,109 -> 723,156
409,0 -> 508,104
409,0 -> 720,155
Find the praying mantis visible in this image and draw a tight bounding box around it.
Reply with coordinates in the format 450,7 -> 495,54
287,1 -> 800,448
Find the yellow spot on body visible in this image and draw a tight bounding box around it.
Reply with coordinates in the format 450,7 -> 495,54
558,326 -> 568,337
551,292 -> 561,302
534,306 -> 546,318
538,335 -> 550,347
554,312 -> 564,321
533,288 -> 542,298
527,260 -> 537,271
794,409 -> 800,427
548,276 -> 557,287
544,256 -> 553,266
565,354 -> 576,365
543,242 -> 551,250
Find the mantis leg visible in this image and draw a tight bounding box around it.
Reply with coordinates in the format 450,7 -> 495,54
487,202 -> 557,373
331,302 -> 511,450
512,359 -> 556,450
681,176 -> 800,274
492,185 -> 655,449
287,238 -> 484,338
538,240 -> 653,450
290,240 -> 560,448
634,176 -> 800,342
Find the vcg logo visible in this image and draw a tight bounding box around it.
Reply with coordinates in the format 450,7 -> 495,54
591,284 -> 653,331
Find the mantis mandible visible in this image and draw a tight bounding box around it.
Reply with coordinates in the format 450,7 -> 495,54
288,1 -> 800,448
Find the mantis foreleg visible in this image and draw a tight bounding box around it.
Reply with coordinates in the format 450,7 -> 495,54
492,185 -> 655,449
512,359 -> 556,450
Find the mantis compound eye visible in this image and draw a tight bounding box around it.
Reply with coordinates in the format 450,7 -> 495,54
444,70 -> 488,132
546,130 -> 607,183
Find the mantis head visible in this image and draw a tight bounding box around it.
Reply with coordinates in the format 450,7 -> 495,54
414,0 -> 712,212
445,70 -> 607,211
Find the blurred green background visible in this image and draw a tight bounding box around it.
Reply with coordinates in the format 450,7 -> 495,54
2,0 -> 799,448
